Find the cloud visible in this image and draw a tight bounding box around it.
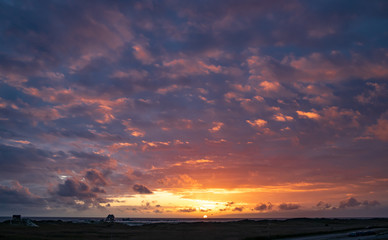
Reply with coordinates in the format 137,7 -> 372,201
362,200 -> 380,207
316,201 -> 332,210
157,174 -> 202,188
246,119 -> 267,128
56,179 -> 97,199
246,119 -> 273,135
254,202 -> 273,211
70,151 -> 110,162
133,184 -> 153,194
339,197 -> 380,209
209,121 -> 224,133
319,106 -> 360,129
132,44 -> 154,65
259,81 -> 280,91
273,113 -> 293,122
0,144 -> 58,183
162,58 -> 222,78
178,208 -> 196,213
368,113 -> 388,141
85,169 -> 107,186
356,82 -> 387,104
296,110 -> 320,120
278,203 -> 300,211
0,182 -> 45,206
232,207 -> 244,212
246,48 -> 388,92
51,178 -> 110,210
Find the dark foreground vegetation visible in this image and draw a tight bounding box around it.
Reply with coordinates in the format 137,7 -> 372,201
1,218 -> 388,240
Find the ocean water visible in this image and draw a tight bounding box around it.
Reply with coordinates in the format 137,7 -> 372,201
0,216 -> 273,226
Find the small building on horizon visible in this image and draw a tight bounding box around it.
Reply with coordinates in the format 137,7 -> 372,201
11,215 -> 22,224
105,214 -> 115,223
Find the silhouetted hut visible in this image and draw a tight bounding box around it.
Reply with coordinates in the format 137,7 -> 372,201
105,214 -> 115,223
11,215 -> 22,224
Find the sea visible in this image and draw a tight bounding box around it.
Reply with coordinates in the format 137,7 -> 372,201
0,217 -> 277,226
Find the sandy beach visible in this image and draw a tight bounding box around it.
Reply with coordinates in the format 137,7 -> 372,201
1,218 -> 388,240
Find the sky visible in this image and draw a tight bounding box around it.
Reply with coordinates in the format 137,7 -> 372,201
0,0 -> 388,218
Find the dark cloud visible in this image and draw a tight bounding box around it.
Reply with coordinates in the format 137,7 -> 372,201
0,182 -> 45,206
133,184 -> 153,194
70,151 -> 109,162
178,208 -> 196,213
233,207 -> 244,212
278,203 -> 300,211
56,179 -> 97,199
50,178 -> 110,210
362,200 -> 380,207
339,197 -> 380,209
0,144 -> 59,184
339,197 -> 360,208
254,202 -> 273,211
85,169 -> 107,186
91,187 -> 106,194
316,201 -> 332,210
200,209 -> 211,212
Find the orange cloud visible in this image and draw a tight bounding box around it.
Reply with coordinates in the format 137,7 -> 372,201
273,113 -> 293,122
122,120 -> 146,137
296,110 -> 320,120
246,119 -> 274,135
246,119 -> 267,128
209,122 -> 224,133
158,174 -> 202,188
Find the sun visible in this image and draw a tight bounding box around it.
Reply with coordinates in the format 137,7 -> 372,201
203,215 -> 208,219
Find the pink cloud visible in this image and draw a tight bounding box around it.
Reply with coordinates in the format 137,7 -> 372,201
122,120 -> 146,137
368,113 -> 388,141
259,81 -> 280,91
247,51 -> 388,85
320,107 -> 360,129
356,82 -> 387,104
110,69 -> 148,79
296,107 -> 360,129
156,118 -> 195,131
163,58 -> 222,77
132,44 -> 154,65
156,84 -> 183,95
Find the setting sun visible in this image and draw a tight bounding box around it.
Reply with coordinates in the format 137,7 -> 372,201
203,215 -> 208,219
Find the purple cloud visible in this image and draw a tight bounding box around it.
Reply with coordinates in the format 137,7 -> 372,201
278,203 -> 300,211
133,184 -> 153,194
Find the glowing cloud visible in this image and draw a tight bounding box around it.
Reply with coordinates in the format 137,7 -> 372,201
296,110 -> 320,120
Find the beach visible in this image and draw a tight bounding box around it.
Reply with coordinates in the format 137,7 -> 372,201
1,218 -> 388,240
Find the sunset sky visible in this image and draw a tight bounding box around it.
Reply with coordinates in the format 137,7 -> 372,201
1,0 -> 388,218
